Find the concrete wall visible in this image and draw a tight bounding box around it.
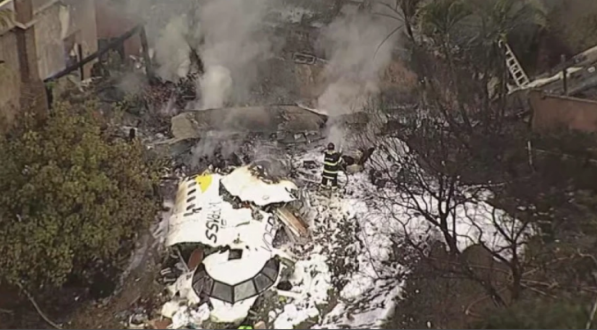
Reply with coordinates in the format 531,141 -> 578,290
0,31 -> 22,125
530,90 -> 597,133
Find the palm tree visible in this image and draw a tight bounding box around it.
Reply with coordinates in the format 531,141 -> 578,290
417,0 -> 474,129
417,0 -> 546,131
459,0 -> 546,61
419,0 -> 471,45
418,0 -> 546,67
373,0 -> 424,43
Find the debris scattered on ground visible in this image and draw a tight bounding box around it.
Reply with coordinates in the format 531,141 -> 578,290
115,127 -> 522,330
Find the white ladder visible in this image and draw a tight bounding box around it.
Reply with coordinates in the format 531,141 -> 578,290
499,39 -> 530,89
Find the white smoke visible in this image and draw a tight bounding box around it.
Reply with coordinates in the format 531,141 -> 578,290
196,0 -> 274,109
150,0 -> 275,110
199,65 -> 233,110
316,3 -> 399,117
154,15 -> 194,82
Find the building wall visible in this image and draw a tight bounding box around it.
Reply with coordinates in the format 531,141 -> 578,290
33,0 -> 98,79
95,0 -> 141,58
0,0 -> 98,127
64,0 -> 98,77
33,2 -> 65,79
0,32 -> 22,125
530,90 -> 597,133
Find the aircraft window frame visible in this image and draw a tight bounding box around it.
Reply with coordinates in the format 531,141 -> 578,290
261,259 -> 279,282
211,281 -> 234,304
234,279 -> 258,302
194,258 -> 281,304
192,267 -> 214,297
253,272 -> 274,292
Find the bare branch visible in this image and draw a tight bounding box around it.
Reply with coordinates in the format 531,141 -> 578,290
16,283 -> 61,329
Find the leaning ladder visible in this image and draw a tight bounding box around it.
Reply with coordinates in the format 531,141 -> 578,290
499,39 -> 530,89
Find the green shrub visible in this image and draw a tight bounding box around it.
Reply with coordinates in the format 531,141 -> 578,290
0,102 -> 163,292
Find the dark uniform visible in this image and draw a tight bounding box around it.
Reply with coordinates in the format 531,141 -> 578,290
321,143 -> 341,189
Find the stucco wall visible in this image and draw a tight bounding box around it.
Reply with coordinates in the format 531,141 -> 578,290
34,3 -> 65,79
32,0 -> 98,79
65,0 -> 98,69
0,32 -> 22,126
530,90 -> 597,133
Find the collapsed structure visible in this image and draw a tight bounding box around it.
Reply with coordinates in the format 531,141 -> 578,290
161,163 -> 310,325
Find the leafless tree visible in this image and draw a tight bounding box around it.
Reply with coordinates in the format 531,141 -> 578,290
358,108 -> 533,305
357,94 -> 597,318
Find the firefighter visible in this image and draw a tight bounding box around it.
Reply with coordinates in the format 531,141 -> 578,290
321,142 -> 342,189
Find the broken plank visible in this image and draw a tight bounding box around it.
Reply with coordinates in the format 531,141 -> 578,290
274,206 -> 310,239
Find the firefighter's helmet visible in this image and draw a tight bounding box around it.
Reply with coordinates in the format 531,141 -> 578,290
327,142 -> 335,150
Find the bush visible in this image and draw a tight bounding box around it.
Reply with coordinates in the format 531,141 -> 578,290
0,102 -> 163,292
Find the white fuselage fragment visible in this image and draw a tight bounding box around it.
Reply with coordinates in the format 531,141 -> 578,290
220,166 -> 299,207
165,166 -> 302,324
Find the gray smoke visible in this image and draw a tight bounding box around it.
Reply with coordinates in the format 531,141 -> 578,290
197,0 -> 275,109
150,0 -> 275,110
315,2 -> 400,147
154,15 -> 195,82
316,3 -> 399,117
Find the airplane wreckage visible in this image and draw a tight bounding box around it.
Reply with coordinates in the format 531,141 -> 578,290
152,105 -> 375,327
161,163 -> 309,325
151,104 -> 371,158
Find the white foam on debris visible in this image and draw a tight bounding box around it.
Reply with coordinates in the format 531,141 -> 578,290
274,252 -> 332,329
271,148 -> 528,329
152,146 -> 526,329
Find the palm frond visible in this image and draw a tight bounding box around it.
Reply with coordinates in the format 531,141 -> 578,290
419,0 -> 471,37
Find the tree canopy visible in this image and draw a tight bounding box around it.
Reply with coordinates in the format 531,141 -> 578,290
0,102 -> 163,292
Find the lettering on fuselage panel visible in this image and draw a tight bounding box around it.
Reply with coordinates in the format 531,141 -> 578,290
205,201 -> 223,244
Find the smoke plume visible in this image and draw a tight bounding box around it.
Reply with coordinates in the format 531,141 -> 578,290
197,0 -> 275,109
316,3 -> 399,117
150,0 -> 275,110
154,15 -> 194,82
